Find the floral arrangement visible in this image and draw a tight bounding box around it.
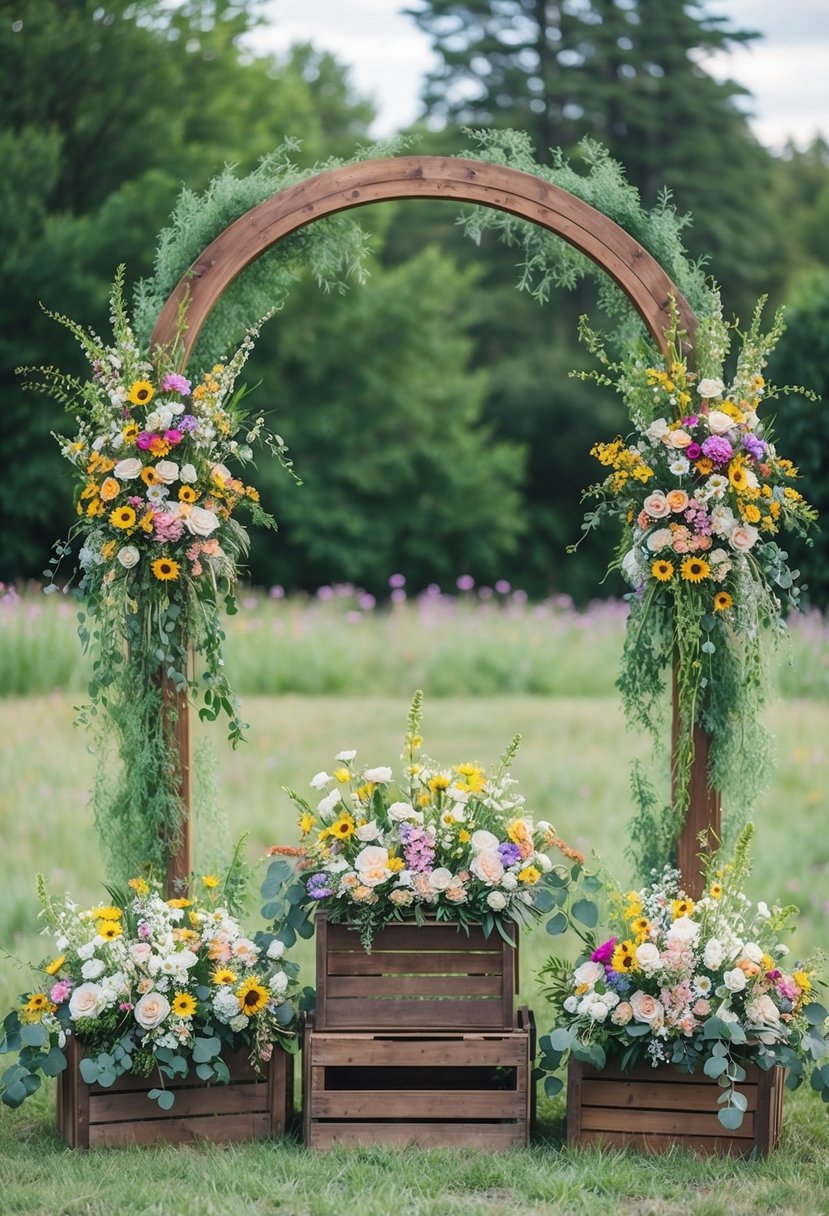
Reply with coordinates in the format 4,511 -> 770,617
539,826 -> 829,1129
572,302 -> 818,852
263,692 -> 586,950
20,267 -> 296,874
0,857 -> 300,1111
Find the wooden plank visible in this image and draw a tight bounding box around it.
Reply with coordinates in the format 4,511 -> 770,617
88,1111 -> 270,1147
578,1130 -> 756,1158
308,1121 -> 526,1149
321,997 -> 507,1029
326,951 -> 506,976
581,1060 -> 730,1084
566,1057 -> 584,1146
582,1078 -> 759,1112
309,1034 -> 528,1068
581,1105 -> 755,1138
325,917 -> 499,952
268,1046 -> 290,1135
500,937 -> 513,1031
312,1089 -> 525,1120
326,974 -> 504,997
89,1081 -> 268,1123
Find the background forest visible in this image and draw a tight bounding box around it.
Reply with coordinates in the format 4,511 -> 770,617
2,0 -> 828,605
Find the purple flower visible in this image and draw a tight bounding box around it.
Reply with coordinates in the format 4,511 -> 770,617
499,842 -> 522,867
743,433 -> 766,460
591,937 -> 617,965
389,573 -> 406,589
701,435 -> 733,465
686,442 -> 702,460
307,873 -> 334,899
403,826 -> 436,873
178,414 -> 198,432
456,574 -> 475,592
160,373 -> 191,396
137,922 -> 151,939
136,432 -> 155,450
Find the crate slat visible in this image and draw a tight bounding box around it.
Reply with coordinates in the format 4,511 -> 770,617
582,1105 -> 756,1138
310,1035 -> 529,1068
327,974 -> 505,997
89,1081 -> 269,1123
313,1088 -> 526,1119
309,1122 -> 527,1149
582,1077 -> 760,1112
321,997 -> 508,1030
88,1111 -> 271,1147
327,951 -> 504,976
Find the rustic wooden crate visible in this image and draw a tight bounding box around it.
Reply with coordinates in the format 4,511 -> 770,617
303,1007 -> 534,1149
567,1057 -> 786,1157
314,912 -> 517,1032
56,1036 -> 293,1148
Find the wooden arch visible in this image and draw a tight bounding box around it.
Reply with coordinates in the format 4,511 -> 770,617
153,155 -> 716,895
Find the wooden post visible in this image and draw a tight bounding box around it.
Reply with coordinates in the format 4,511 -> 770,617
672,670 -> 721,897
162,668 -> 191,894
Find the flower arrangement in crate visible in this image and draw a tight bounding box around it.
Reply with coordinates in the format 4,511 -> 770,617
538,825 -> 829,1129
571,302 -> 818,847
20,267 -> 297,875
0,848 -> 301,1111
263,692 -> 588,950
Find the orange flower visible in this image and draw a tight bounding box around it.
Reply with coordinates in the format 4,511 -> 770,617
100,477 -> 121,502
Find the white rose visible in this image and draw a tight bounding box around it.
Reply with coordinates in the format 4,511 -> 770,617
697,377 -> 725,399
469,849 -> 505,886
573,960 -> 604,988
152,460 -> 179,485
706,410 -> 735,435
266,939 -> 285,960
563,995 -> 579,1014
470,830 -> 499,852
429,868 -> 455,892
56,936 -> 69,951
446,785 -> 470,804
621,548 -> 646,588
81,958 -> 106,981
179,463 -> 198,483
703,938 -> 724,970
729,524 -> 759,552
185,506 -> 220,537
645,417 -> 670,443
68,982 -> 105,1020
663,429 -> 693,449
646,528 -> 674,552
130,943 -> 153,965
589,1000 -> 609,1022
611,1002 -> 633,1026
134,991 -> 171,1029
117,545 -> 140,569
534,853 -> 552,873
356,820 -> 383,842
501,873 -> 518,891
354,845 -> 390,873
710,505 -> 737,536
716,1004 -> 740,1024
113,457 -> 142,480
486,891 -> 507,911
270,971 -> 289,997
746,994 -> 780,1027
364,766 -> 392,783
309,771 -> 331,790
230,1013 -> 248,1032
335,750 -> 357,762
743,942 -> 764,965
723,967 -> 747,993
212,463 -> 232,483
635,942 -> 661,973
317,788 -> 342,821
388,801 -> 423,824
666,915 -> 700,946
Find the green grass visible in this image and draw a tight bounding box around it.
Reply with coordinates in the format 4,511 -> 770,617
1,693 -> 827,1213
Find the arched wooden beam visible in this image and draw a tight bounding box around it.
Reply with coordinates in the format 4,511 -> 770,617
151,155 -> 696,362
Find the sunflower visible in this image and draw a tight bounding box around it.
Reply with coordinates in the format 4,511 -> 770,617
611,941 -> 637,973
91,905 -> 122,920
110,505 -> 136,530
151,557 -> 180,581
631,916 -> 651,942
171,991 -> 197,1018
141,465 -> 160,486
128,379 -> 154,406
651,559 -> 674,582
236,977 -> 270,1016
713,591 -> 733,612
123,422 -> 139,443
708,882 -> 724,900
96,919 -> 122,940
728,463 -> 748,491
329,814 -> 356,840
671,897 -> 695,919
22,992 -> 55,1017
212,967 -> 237,986
44,955 -> 65,976
178,485 -> 198,503
680,556 -> 710,583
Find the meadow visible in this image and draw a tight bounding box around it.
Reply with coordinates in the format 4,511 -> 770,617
0,586 -> 827,1215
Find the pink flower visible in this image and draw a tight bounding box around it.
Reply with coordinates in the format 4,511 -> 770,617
153,512 -> 185,543
50,979 -> 73,1004
164,429 -> 183,445
136,432 -> 155,450
160,373 -> 191,396
693,998 -> 710,1016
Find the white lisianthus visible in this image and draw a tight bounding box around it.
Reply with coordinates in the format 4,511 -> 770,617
117,545 -> 140,569
179,463 -> 198,483
743,942 -> 764,965
710,505 -> 737,536
723,967 -> 747,993
534,853 -> 552,873
645,417 -> 670,443
81,958 -> 106,981
76,943 -> 96,962
429,868 -> 455,892
212,463 -> 232,483
697,377 -> 725,399
573,960 -> 603,988
309,771 -> 331,790
756,901 -> 771,920
185,506 -> 220,537
335,749 -> 357,762
703,938 -> 724,970
269,971 -> 289,996
388,801 -> 422,823
501,873 -> 518,891
563,995 -> 579,1014
266,939 -> 285,960
470,829 -> 499,852
486,891 -> 507,911
589,1000 -> 609,1022
363,766 -> 392,783
113,457 -> 142,479
317,788 -> 342,821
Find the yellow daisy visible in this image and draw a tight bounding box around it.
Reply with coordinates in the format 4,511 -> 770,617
171,992 -> 197,1018
151,557 -> 180,581
44,955 -> 65,976
109,505 -> 136,530
178,485 -> 198,503
212,967 -> 237,986
651,559 -> 674,582
201,874 -> 220,889
236,978 -> 269,1016
96,920 -> 122,941
128,380 -> 154,406
680,557 -> 710,583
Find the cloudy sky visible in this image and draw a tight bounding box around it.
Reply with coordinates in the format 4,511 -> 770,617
254,0 -> 828,151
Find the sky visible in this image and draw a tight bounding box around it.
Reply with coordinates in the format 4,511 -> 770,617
253,0 -> 829,151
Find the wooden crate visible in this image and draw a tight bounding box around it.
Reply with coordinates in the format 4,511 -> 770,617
314,912 -> 517,1032
567,1057 -> 786,1157
303,1008 -> 534,1149
56,1036 -> 293,1148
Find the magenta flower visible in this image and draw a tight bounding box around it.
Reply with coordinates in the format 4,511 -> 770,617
160,372 -> 191,396
701,435 -> 733,465
136,432 -> 155,450
591,937 -> 617,965
163,429 -> 183,445
686,442 -> 702,460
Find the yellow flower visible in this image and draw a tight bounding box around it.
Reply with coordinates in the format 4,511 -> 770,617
713,591 -> 733,612
128,379 -> 154,406
355,782 -> 376,803
22,993 -> 56,1019
507,820 -> 531,845
91,905 -> 122,921
44,955 -> 65,976
680,556 -> 710,583
110,505 -> 136,530
100,540 -> 117,561
96,919 -> 122,940
741,502 -> 761,524
236,978 -> 269,1016
729,463 -> 748,491
141,465 -> 159,486
212,967 -> 237,985
298,811 -> 315,836
517,865 -> 541,885
708,882 -> 723,900
122,422 -> 139,443
201,874 -> 220,889
671,897 -> 695,919
170,992 -> 197,1018
128,877 -> 149,895
631,917 -> 651,942
387,856 -> 405,872
330,814 -> 356,840
458,828 -> 471,843
100,478 -> 121,503
151,557 -> 180,581
623,891 -> 642,920
333,767 -> 351,783
611,941 -> 637,973
652,559 -> 674,582
417,792 -> 431,807
794,970 -> 812,993
428,774 -> 451,794
166,898 -> 192,909
178,485 -> 198,503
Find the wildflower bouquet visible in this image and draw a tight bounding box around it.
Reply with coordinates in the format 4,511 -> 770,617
539,826 -> 829,1129
263,693 -> 585,950
0,866 -> 300,1111
20,267 -> 296,874
573,303 -> 818,834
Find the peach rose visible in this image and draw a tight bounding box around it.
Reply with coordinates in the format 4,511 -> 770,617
663,429 -> 693,449
630,990 -> 665,1025
134,991 -> 171,1030
611,1001 -> 633,1026
729,524 -> 759,552
445,884 -> 468,904
389,888 -> 414,907
666,489 -> 689,512
643,492 -> 671,519
470,849 -> 505,886
68,982 -> 104,1020
100,477 -> 121,502
646,527 -> 674,552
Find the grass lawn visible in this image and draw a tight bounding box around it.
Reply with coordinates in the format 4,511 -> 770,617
1,694 -> 828,1214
